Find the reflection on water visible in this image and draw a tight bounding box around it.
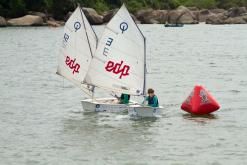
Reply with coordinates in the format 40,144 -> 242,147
0,24 -> 247,164
182,113 -> 218,124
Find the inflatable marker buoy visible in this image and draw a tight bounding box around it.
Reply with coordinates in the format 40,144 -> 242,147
181,85 -> 220,115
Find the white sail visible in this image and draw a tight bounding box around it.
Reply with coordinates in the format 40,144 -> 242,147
85,4 -> 146,95
57,7 -> 97,91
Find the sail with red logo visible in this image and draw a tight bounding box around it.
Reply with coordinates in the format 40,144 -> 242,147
181,85 -> 220,115
85,4 -> 146,96
56,6 -> 97,95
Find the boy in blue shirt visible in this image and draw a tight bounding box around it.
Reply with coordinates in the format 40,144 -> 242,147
145,88 -> 159,107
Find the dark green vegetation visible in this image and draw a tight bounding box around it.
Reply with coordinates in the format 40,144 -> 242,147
1,0 -> 247,19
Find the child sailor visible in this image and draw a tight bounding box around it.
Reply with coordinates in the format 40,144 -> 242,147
145,88 -> 159,107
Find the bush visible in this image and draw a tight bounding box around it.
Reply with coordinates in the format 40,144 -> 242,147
94,0 -> 109,13
124,0 -> 146,13
8,0 -> 26,17
183,0 -> 217,9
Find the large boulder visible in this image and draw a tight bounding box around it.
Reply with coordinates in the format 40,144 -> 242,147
192,10 -> 200,22
7,15 -> 43,26
179,11 -> 198,24
0,16 -> 7,27
227,7 -> 247,17
64,11 -> 73,22
168,6 -> 198,24
224,16 -> 246,24
199,9 -> 213,22
46,20 -> 61,27
136,9 -> 155,24
242,14 -> 247,22
103,9 -> 118,23
103,9 -> 139,23
187,7 -> 199,11
168,10 -> 182,23
150,10 -> 168,23
82,7 -> 103,25
130,13 -> 139,23
28,11 -> 47,22
206,13 -> 227,24
210,9 -> 227,14
136,9 -> 167,24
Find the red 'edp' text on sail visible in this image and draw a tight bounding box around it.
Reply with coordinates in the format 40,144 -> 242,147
65,56 -> 80,74
105,60 -> 130,79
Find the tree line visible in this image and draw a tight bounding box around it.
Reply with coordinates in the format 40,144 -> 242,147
1,0 -> 247,19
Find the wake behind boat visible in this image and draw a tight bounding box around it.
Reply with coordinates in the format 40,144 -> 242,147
57,4 -> 163,117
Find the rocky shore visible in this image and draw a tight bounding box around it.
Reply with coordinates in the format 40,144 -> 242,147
1,6 -> 247,27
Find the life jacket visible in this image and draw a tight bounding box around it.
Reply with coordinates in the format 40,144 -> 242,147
121,94 -> 130,100
148,95 -> 159,107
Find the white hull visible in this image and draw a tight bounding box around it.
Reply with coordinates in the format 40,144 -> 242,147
81,98 -> 138,113
128,105 -> 163,118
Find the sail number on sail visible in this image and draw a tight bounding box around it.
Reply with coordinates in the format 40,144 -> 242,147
65,56 -> 80,74
103,37 -> 113,56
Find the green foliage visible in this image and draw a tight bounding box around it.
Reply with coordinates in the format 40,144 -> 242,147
1,0 -> 247,19
51,0 -> 75,20
44,0 -> 53,10
124,0 -> 146,13
23,0 -> 46,11
8,0 -> 26,17
168,0 -> 182,9
180,0 -> 217,9
216,0 -> 238,9
92,0 -> 109,12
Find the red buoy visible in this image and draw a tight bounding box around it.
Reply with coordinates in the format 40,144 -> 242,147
181,85 -> 220,115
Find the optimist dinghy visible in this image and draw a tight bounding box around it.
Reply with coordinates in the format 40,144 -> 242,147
57,4 -> 163,116
56,5 -> 138,113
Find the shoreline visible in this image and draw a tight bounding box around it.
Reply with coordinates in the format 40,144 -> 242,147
1,6 -> 247,27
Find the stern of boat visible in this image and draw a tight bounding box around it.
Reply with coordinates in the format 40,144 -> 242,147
128,105 -> 163,118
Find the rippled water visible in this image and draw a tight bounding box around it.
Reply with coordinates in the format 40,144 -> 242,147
0,24 -> 247,165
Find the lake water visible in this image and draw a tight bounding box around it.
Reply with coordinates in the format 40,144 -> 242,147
0,24 -> 247,165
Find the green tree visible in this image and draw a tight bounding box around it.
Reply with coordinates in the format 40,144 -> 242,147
8,0 -> 26,17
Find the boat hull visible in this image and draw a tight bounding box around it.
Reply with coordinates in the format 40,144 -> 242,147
81,98 -> 137,113
128,105 -> 163,118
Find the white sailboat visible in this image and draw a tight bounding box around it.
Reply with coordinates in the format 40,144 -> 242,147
57,5 -> 163,117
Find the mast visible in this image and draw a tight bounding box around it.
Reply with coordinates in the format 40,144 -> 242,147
79,5 -> 96,97
130,8 -> 146,96
79,6 -> 94,58
143,37 -> 147,96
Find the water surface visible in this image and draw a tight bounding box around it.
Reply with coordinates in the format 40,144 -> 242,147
0,24 -> 247,165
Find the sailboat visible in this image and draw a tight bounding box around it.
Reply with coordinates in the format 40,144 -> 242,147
57,4 -> 163,117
